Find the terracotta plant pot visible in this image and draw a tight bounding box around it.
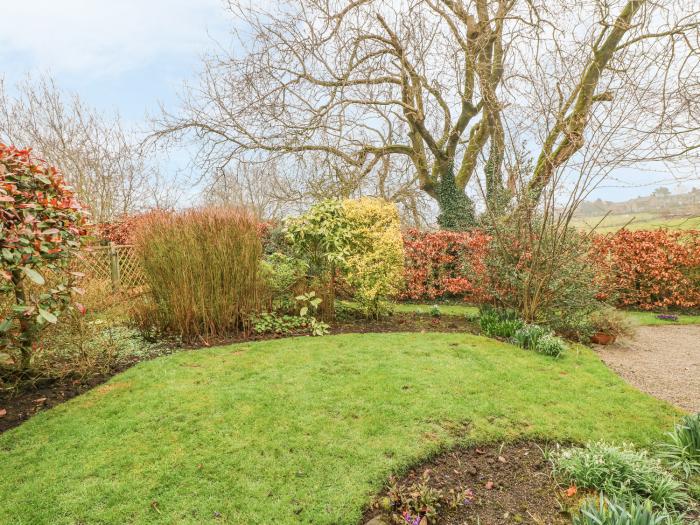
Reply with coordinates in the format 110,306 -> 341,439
591,332 -> 616,345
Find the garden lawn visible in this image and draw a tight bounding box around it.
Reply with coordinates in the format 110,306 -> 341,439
392,302 -> 479,316
0,333 -> 679,524
626,310 -> 700,326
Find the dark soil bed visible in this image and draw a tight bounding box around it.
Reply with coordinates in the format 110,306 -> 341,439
363,441 -> 571,525
0,313 -> 478,435
0,360 -> 141,434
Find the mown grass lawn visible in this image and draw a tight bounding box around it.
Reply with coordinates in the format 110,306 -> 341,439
0,333 -> 679,524
626,310 -> 700,326
392,301 -> 700,326
392,302 -> 479,316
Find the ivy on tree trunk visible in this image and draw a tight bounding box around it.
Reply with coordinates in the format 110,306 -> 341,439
436,166 -> 477,231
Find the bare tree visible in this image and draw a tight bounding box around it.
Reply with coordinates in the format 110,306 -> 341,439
200,161 -> 288,219
0,75 -> 176,222
155,0 -> 699,227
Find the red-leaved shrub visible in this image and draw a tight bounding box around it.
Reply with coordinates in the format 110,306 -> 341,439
592,229 -> 700,310
1,144 -> 87,369
400,229 -> 491,302
93,210 -> 171,245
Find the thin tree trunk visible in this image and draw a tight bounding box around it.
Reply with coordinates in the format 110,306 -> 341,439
11,270 -> 33,371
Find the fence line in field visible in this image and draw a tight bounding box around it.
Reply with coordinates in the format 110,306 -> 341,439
78,243 -> 145,290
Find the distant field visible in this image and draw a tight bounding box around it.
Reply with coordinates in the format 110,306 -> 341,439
571,212 -> 700,233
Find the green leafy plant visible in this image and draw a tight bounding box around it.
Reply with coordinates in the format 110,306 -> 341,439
334,300 -> 365,321
284,198 -> 404,320
251,313 -> 308,335
295,291 -> 322,318
574,496 -> 683,525
465,311 -> 480,323
588,308 -> 633,339
285,199 -> 353,319
0,144 -> 87,371
552,442 -> 688,510
251,312 -> 329,337
479,306 -> 524,338
658,413 -> 700,479
429,304 -> 441,318
535,333 -> 567,358
260,252 -> 308,313
381,472 -> 474,521
512,324 -> 549,350
307,317 -> 330,337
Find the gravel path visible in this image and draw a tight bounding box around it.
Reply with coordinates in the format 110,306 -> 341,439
596,325 -> 700,413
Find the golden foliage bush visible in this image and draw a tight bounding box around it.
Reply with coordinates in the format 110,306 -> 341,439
342,198 -> 404,317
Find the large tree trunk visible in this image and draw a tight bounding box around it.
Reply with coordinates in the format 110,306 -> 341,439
436,166 -> 477,230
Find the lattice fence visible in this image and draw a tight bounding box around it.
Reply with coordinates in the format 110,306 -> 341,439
77,244 -> 146,290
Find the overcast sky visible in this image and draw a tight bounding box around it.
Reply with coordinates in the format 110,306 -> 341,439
0,0 -> 228,121
0,0 -> 696,203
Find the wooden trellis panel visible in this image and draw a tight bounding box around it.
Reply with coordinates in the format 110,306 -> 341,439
77,244 -> 145,290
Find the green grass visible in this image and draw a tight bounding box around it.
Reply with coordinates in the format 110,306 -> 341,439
571,212 -> 700,233
0,333 -> 679,524
625,311 -> 700,326
392,302 -> 479,316
393,301 -> 700,326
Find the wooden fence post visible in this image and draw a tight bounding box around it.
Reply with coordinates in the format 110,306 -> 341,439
109,242 -> 121,291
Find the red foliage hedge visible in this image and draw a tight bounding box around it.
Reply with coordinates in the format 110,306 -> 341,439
592,229 -> 700,310
400,228 -> 491,302
93,211 -> 171,245
401,228 -> 700,311
95,211 -> 700,311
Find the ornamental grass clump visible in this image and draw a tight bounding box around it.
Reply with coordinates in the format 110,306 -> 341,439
134,208 -> 264,341
658,413 -> 700,479
552,442 -> 688,510
479,306 -> 524,338
574,496 -> 683,525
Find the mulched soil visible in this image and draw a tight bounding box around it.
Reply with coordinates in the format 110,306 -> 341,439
596,325 -> 700,413
333,313 -> 477,335
0,360 -> 140,434
363,441 -> 572,525
0,313 -> 478,435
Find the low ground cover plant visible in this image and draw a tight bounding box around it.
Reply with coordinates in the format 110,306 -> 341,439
381,471 -> 473,522
512,324 -> 549,350
658,413 -> 700,479
533,333 -> 567,358
552,442 -> 688,510
512,324 -> 567,357
478,306 -> 524,338
574,496 -> 683,525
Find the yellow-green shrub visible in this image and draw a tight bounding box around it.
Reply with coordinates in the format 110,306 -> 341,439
342,198 -> 404,317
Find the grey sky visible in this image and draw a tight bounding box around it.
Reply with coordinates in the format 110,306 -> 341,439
0,0 -> 696,203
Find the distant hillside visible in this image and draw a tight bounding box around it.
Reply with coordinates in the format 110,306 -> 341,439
572,187 -> 700,232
